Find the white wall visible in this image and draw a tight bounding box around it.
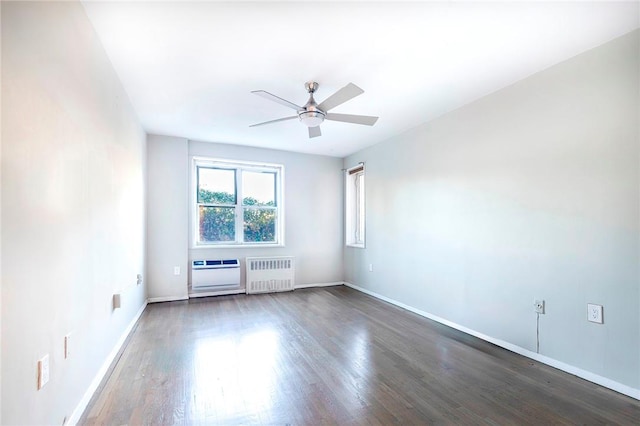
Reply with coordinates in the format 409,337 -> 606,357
345,30 -> 640,393
146,135 -> 189,301
1,2 -> 147,424
146,138 -> 344,299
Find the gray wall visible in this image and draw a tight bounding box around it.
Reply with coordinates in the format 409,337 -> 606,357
1,2 -> 147,424
146,138 -> 344,299
344,30 -> 639,392
146,135 -> 189,301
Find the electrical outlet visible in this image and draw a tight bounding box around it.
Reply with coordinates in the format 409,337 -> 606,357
113,293 -> 121,309
136,274 -> 143,285
534,299 -> 545,314
173,266 -> 181,276
37,354 -> 50,390
587,303 -> 603,324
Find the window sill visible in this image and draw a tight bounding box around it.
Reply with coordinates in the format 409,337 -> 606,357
346,243 -> 365,249
192,243 -> 284,249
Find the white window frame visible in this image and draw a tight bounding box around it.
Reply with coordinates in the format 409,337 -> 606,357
345,163 -> 365,248
192,157 -> 285,248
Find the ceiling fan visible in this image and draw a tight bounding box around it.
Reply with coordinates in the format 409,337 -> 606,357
250,82 -> 378,138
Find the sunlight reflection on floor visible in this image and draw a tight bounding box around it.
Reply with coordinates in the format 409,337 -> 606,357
192,328 -> 280,422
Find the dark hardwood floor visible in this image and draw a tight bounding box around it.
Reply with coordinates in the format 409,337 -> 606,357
80,286 -> 640,425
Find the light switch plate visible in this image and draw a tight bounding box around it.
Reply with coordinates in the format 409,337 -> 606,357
64,334 -> 71,359
587,303 -> 603,324
38,354 -> 50,389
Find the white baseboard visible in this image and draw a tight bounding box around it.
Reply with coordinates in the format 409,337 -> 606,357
189,289 -> 245,298
147,295 -> 189,303
295,281 -> 344,289
155,284 -> 343,300
67,301 -> 148,425
344,282 -> 640,401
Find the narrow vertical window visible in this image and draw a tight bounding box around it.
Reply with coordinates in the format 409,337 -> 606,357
355,172 -> 365,245
346,164 -> 365,247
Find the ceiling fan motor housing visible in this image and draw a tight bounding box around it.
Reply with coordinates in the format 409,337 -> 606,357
299,82 -> 325,127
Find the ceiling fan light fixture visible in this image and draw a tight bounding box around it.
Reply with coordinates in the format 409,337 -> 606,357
298,110 -> 325,127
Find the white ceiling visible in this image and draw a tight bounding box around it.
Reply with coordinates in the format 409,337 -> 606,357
82,1 -> 639,158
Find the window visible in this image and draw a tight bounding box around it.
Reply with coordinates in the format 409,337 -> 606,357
345,164 -> 365,247
194,158 -> 284,247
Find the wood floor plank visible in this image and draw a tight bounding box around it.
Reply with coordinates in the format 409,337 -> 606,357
79,286 -> 640,425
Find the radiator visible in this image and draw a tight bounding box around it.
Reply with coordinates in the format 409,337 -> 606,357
245,256 -> 295,294
192,259 -> 240,290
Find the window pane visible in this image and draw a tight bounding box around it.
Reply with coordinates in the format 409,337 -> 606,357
198,167 -> 236,204
243,208 -> 276,242
357,174 -> 365,243
199,206 -> 235,242
242,171 -> 275,206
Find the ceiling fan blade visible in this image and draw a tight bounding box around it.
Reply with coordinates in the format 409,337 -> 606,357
325,113 -> 378,126
308,126 -> 322,138
249,116 -> 297,127
317,83 -> 364,112
251,90 -> 302,111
